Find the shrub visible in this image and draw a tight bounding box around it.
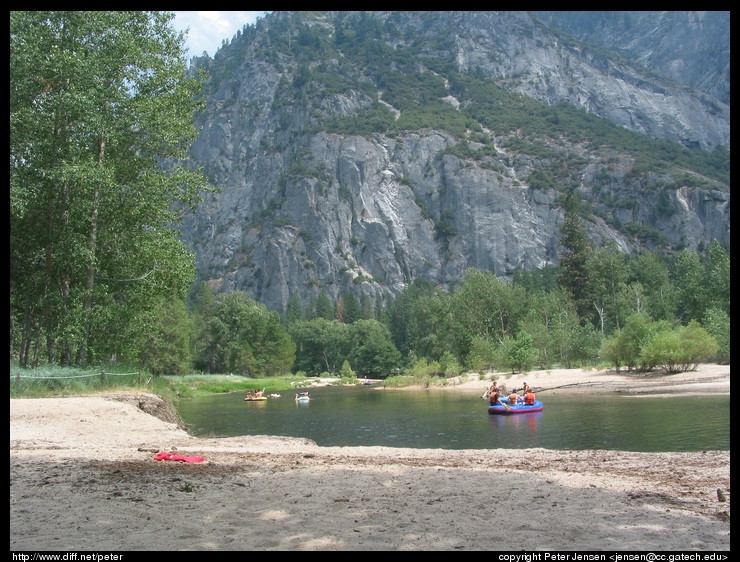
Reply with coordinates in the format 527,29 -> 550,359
639,321 -> 718,373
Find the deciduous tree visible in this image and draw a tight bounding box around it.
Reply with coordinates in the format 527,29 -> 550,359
11,11 -> 210,367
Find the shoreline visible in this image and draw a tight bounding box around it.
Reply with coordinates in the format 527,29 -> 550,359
10,364 -> 730,551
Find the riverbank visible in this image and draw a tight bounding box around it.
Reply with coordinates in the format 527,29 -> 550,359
421,363 -> 731,397
10,364 -> 730,551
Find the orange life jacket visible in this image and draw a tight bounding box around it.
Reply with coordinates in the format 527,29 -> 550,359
523,392 -> 536,405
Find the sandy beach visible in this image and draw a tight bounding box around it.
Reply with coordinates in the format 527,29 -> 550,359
10,365 -> 730,551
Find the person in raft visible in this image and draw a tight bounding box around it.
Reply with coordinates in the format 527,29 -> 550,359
508,392 -> 522,405
520,382 -> 536,405
490,389 -> 504,406
484,381 -> 498,398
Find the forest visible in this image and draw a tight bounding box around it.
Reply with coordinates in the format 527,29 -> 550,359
182,234 -> 729,379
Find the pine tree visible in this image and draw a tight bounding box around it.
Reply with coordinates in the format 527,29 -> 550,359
315,290 -> 334,320
557,193 -> 594,323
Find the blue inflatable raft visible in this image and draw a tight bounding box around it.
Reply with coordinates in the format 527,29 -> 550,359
488,400 -> 543,415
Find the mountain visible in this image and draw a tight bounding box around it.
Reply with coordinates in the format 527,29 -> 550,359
179,11 -> 730,314
531,11 -> 730,106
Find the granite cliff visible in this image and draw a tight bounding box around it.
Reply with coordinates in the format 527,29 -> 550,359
179,11 -> 729,313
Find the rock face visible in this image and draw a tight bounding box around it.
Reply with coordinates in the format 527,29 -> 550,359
179,11 -> 729,314
532,11 -> 731,106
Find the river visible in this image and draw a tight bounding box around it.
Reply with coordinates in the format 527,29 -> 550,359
175,384 -> 729,452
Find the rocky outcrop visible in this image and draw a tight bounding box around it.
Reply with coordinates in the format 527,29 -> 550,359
532,11 -> 731,107
179,11 -> 729,314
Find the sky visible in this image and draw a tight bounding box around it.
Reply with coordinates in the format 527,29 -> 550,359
173,11 -> 269,59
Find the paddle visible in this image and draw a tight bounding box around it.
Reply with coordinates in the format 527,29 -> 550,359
490,398 -> 510,411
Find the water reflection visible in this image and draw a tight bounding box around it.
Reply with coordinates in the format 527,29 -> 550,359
488,411 -> 543,433
483,409 -> 544,450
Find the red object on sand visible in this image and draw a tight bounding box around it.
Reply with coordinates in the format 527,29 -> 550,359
154,451 -> 205,463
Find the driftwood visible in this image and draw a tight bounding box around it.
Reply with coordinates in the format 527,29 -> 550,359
529,381 -> 621,393
530,381 -> 588,393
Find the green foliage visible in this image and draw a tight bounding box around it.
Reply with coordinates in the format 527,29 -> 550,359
562,323 -> 604,369
384,278 -> 443,357
340,360 -> 356,378
161,373 -> 299,397
381,372 -> 438,389
341,291 -> 363,323
702,308 -> 730,364
433,219 -> 458,240
451,268 -> 528,345
627,252 -> 677,322
670,249 -> 707,323
527,168 -> 557,190
505,331 -> 538,374
325,102 -> 397,137
517,288 -> 580,369
289,317 -> 402,377
639,321 -> 718,374
598,336 -> 624,373
289,318 -> 352,375
283,294 -> 304,325
512,265 -> 559,294
199,292 -> 296,376
349,319 -> 403,377
586,242 -> 630,334
439,351 -> 464,377
621,222 -> 668,247
10,11 -> 210,368
137,299 -> 193,376
314,291 -> 335,320
466,336 -> 496,372
599,314 -> 668,372
558,194 -> 594,321
702,241 -> 731,319
406,356 -> 443,378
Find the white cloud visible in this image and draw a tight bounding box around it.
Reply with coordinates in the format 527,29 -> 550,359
174,11 -> 268,58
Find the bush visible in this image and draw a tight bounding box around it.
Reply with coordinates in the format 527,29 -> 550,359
438,352 -> 464,377
639,321 -> 718,373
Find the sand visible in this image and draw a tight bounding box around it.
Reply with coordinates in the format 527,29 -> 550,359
10,365 -> 730,551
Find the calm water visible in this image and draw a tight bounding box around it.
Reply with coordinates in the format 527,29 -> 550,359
174,385 -> 729,452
